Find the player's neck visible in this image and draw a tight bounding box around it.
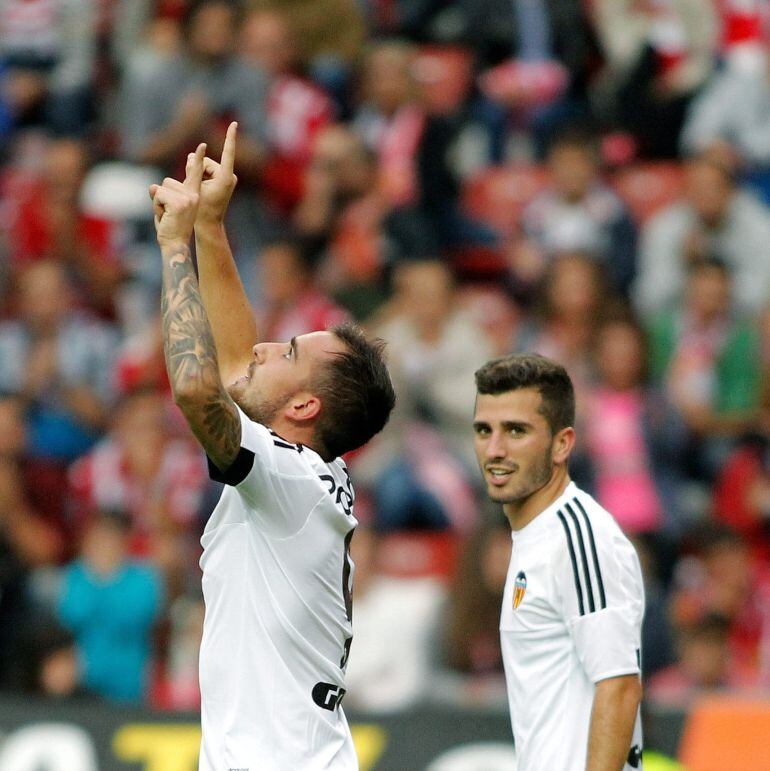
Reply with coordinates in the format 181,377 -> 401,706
503,467 -> 571,532
268,417 -> 322,456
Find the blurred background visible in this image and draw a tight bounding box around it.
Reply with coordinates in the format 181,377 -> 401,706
0,0 -> 769,768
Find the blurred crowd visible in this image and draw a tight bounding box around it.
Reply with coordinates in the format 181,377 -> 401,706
0,0 -> 769,718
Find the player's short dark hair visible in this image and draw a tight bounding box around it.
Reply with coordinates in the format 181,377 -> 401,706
313,323 -> 396,460
474,354 -> 575,435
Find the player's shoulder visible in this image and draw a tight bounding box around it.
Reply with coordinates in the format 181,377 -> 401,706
237,409 -> 315,476
548,484 -> 637,564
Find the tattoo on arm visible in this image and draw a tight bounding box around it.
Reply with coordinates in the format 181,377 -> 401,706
161,245 -> 241,469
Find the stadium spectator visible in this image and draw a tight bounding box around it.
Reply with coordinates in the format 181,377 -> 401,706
647,257 -> 761,475
2,137 -> 122,317
344,528 -> 445,711
294,124 -> 392,314
581,315 -> 688,536
441,517 -> 511,694
669,525 -> 770,687
517,128 -> 638,296
240,9 -> 334,212
590,0 -> 718,158
0,0 -> 97,136
680,65 -> 770,168
0,260 -> 117,465
713,376 -> 770,561
257,238 -> 349,341
354,40 -> 423,209
634,155 -> 770,318
0,395 -> 66,566
58,510 -> 164,703
517,253 -> 609,413
119,0 -> 268,177
68,389 -> 208,597
646,613 -> 752,706
352,259 -> 491,532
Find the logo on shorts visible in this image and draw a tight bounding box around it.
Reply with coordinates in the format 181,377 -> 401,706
513,571 -> 527,610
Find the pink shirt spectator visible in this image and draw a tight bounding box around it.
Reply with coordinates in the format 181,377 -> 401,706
586,389 -> 663,534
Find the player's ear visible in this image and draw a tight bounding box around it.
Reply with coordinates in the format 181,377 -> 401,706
286,393 -> 321,423
551,426 -> 575,465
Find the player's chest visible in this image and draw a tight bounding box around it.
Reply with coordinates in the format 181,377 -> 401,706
500,546 -> 565,637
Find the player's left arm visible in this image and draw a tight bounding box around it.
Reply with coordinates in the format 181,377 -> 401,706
152,144 -> 242,472
586,673 -> 642,771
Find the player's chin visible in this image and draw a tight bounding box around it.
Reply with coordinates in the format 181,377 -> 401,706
485,482 -> 519,504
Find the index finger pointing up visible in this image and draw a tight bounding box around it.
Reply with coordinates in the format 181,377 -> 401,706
184,142 -> 206,190
221,122 -> 237,175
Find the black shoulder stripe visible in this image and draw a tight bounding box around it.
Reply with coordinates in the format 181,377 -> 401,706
573,496 -> 607,609
267,428 -> 303,452
207,447 -> 255,486
564,501 -> 596,613
557,509 -> 585,616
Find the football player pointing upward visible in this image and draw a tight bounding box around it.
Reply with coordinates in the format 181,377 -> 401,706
473,355 -> 644,771
151,125 -> 395,770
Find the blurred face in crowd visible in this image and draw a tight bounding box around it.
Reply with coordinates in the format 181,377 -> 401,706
39,645 -> 79,698
81,515 -> 130,577
678,627 -> 729,688
0,397 -> 26,457
685,263 -> 731,323
310,126 -> 373,200
474,388 -> 559,506
18,261 -> 72,331
187,1 -> 236,62
595,321 -> 646,391
260,243 -> 308,306
545,253 -> 602,320
686,161 -> 734,226
240,11 -> 295,75
44,139 -> 87,204
703,540 -> 751,617
549,143 -> 598,203
393,260 -> 454,337
227,331 -> 347,428
115,392 -> 167,471
363,43 -> 414,116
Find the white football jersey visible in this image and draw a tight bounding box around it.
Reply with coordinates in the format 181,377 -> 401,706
500,481 -> 645,771
198,406 -> 359,771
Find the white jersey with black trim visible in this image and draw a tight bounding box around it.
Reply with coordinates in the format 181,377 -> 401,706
500,481 -> 645,771
198,406 -> 359,771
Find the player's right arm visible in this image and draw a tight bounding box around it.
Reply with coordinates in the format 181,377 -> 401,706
194,121 -> 259,386
152,145 -> 242,473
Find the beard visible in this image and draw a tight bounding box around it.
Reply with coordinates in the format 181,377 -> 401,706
226,382 -> 284,428
487,443 -> 554,505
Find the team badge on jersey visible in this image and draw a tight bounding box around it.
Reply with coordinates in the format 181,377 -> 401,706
513,571 -> 527,610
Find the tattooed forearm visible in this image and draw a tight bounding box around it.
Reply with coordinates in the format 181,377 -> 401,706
161,244 -> 241,468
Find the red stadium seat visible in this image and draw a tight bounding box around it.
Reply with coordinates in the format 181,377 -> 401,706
462,165 -> 550,236
611,162 -> 685,224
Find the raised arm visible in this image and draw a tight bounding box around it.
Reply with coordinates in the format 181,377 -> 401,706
194,121 -> 258,386
150,145 -> 241,471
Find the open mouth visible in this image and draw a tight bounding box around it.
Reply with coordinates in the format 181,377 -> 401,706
485,466 -> 516,486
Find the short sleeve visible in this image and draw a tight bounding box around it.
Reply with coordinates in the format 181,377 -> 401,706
207,406 -> 321,534
554,500 -> 644,683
